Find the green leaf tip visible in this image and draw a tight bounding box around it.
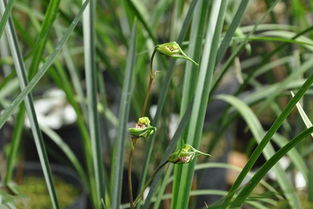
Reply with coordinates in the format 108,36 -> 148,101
168,144 -> 211,164
156,42 -> 199,66
128,117 -> 156,139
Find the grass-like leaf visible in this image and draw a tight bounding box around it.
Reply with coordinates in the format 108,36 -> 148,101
110,22 -> 137,209
3,0 -> 61,187
0,0 -> 90,128
291,91 -> 313,135
220,71 -> 313,207
229,126 -> 313,208
138,0 -> 198,198
0,0 -> 60,208
83,0 -> 105,203
0,0 -> 16,38
173,0 -> 208,206
172,1 -> 228,209
141,101 -> 193,209
217,94 -> 301,208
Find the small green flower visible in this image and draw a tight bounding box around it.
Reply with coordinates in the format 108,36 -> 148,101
129,117 -> 156,139
168,144 -> 211,164
138,117 -> 151,127
156,42 -> 198,66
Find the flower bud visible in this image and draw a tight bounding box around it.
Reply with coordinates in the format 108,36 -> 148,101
168,144 -> 211,164
156,42 -> 198,66
129,117 -> 156,139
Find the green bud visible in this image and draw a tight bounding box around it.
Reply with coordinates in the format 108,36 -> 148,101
168,144 -> 211,164
128,117 -> 156,139
156,42 -> 198,66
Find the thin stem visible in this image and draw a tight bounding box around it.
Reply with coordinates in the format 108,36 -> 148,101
133,160 -> 169,206
128,138 -> 138,209
141,48 -> 157,117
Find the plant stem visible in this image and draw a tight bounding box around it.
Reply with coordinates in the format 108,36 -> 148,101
133,160 -> 169,206
128,138 -> 138,209
141,48 -> 157,117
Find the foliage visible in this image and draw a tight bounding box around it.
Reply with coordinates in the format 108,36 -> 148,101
1,0 -> 313,209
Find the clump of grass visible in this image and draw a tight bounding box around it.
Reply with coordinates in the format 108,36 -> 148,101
1,0 -> 313,209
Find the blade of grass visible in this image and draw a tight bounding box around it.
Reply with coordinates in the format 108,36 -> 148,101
125,0 -> 156,43
3,0 -> 61,188
0,0 -> 16,38
229,126 -> 313,208
291,90 -> 313,136
152,164 -> 173,209
233,25 -> 313,98
257,58 -> 313,115
173,0 -> 208,207
194,162 -> 281,199
0,0 -> 60,208
28,0 -> 61,78
173,1 -> 228,209
110,22 -> 137,209
3,109 -> 25,185
273,134 -> 308,182
217,94 -> 302,208
211,0 -> 280,93
0,0 -> 90,128
309,165 -> 313,202
39,125 -> 88,186
141,100 -> 193,209
215,0 -> 250,65
220,72 -> 313,208
137,0 -> 198,200
83,0 -> 105,204
128,190 -> 272,209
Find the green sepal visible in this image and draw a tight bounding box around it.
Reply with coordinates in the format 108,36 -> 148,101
128,126 -> 156,138
168,144 -> 211,164
156,42 -> 199,66
128,116 -> 156,139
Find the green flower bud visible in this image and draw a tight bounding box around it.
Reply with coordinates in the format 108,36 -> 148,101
156,42 -> 199,66
168,144 -> 211,164
128,117 -> 156,139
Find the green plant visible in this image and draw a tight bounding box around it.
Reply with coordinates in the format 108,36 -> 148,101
1,0 -> 313,209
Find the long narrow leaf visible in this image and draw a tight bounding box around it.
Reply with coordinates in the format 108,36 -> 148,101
0,0 -> 60,208
83,0 -> 105,203
217,94 -> 301,208
142,100 -> 193,209
173,0 -> 208,207
0,0 -> 16,38
0,0 -> 90,128
230,126 -> 313,208
291,91 -> 313,136
173,1 -> 228,208
220,72 -> 313,207
110,23 -> 137,209
138,0 -> 198,197
4,0 -> 61,187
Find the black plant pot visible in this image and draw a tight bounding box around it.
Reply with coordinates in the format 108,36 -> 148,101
16,162 -> 87,209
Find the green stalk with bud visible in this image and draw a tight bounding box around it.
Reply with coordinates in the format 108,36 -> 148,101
128,42 -> 203,209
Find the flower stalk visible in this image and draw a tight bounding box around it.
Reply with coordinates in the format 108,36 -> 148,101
128,42 -> 199,208
128,117 -> 156,209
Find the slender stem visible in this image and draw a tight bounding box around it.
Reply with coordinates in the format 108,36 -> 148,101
133,160 -> 169,206
141,48 -> 157,117
128,138 -> 137,209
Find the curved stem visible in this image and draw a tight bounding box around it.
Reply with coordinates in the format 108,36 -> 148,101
128,138 -> 137,209
141,48 -> 157,117
133,160 -> 169,206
